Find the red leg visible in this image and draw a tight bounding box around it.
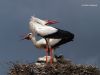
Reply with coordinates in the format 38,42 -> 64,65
45,47 -> 48,64
50,48 -> 53,64
45,38 -> 50,64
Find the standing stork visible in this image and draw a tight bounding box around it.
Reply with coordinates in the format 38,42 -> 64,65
23,32 -> 74,63
29,16 -> 74,64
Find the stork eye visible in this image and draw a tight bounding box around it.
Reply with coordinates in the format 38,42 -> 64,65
29,33 -> 32,35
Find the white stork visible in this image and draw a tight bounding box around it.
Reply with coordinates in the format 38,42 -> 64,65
23,33 -> 73,63
29,16 -> 74,39
29,16 -> 74,64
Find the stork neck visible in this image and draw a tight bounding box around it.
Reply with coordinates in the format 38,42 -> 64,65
31,34 -> 37,46
30,21 -> 44,30
33,17 -> 46,25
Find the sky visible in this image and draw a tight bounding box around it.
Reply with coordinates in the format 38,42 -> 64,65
0,0 -> 100,75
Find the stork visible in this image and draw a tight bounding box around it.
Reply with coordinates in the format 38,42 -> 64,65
29,16 -> 74,64
29,16 -> 74,40
23,32 -> 74,63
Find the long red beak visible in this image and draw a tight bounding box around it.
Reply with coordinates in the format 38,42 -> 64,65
45,20 -> 59,25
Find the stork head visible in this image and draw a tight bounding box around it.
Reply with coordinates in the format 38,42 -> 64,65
23,33 -> 33,40
45,20 -> 59,25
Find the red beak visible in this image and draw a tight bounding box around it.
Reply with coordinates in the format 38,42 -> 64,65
45,20 -> 59,25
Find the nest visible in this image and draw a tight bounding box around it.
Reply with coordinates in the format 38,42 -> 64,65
9,55 -> 100,75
